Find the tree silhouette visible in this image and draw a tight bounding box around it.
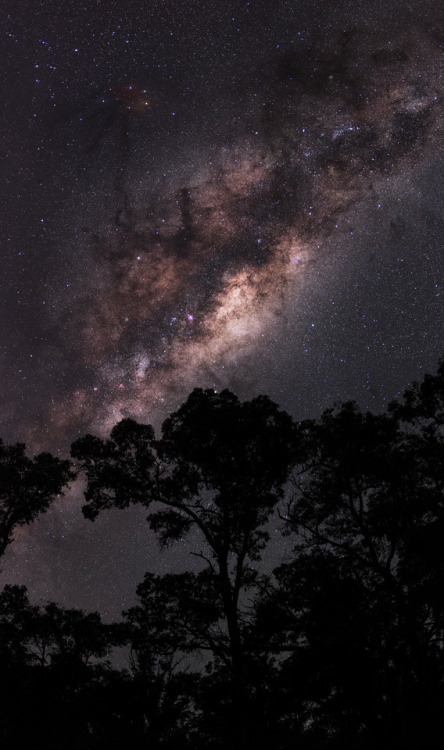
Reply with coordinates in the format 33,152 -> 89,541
255,389 -> 444,748
0,584 -> 131,750
0,440 -> 72,558
72,387 -> 297,747
3,361 -> 444,747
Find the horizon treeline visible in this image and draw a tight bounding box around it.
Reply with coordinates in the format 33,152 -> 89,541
2,360 -> 444,749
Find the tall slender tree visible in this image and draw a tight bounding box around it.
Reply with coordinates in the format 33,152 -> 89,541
72,387 -> 297,747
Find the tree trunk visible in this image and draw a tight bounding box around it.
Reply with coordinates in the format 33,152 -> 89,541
219,560 -> 249,750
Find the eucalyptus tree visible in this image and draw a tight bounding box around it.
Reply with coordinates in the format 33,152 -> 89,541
72,387 -> 297,746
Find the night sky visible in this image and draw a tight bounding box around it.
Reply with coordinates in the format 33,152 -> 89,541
1,0 -> 444,619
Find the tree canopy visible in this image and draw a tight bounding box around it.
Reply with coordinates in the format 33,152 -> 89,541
3,363 -> 444,747
0,439 -> 72,557
72,387 -> 297,748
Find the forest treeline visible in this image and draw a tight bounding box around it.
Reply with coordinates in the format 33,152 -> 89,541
2,361 -> 444,749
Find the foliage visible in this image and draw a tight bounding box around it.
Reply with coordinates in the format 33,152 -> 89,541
4,362 -> 444,746
0,440 -> 72,556
72,388 -> 297,747
0,584 -> 130,750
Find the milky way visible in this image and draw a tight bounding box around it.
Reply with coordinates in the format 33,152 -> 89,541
2,0 -> 444,616
43,22 -> 444,441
